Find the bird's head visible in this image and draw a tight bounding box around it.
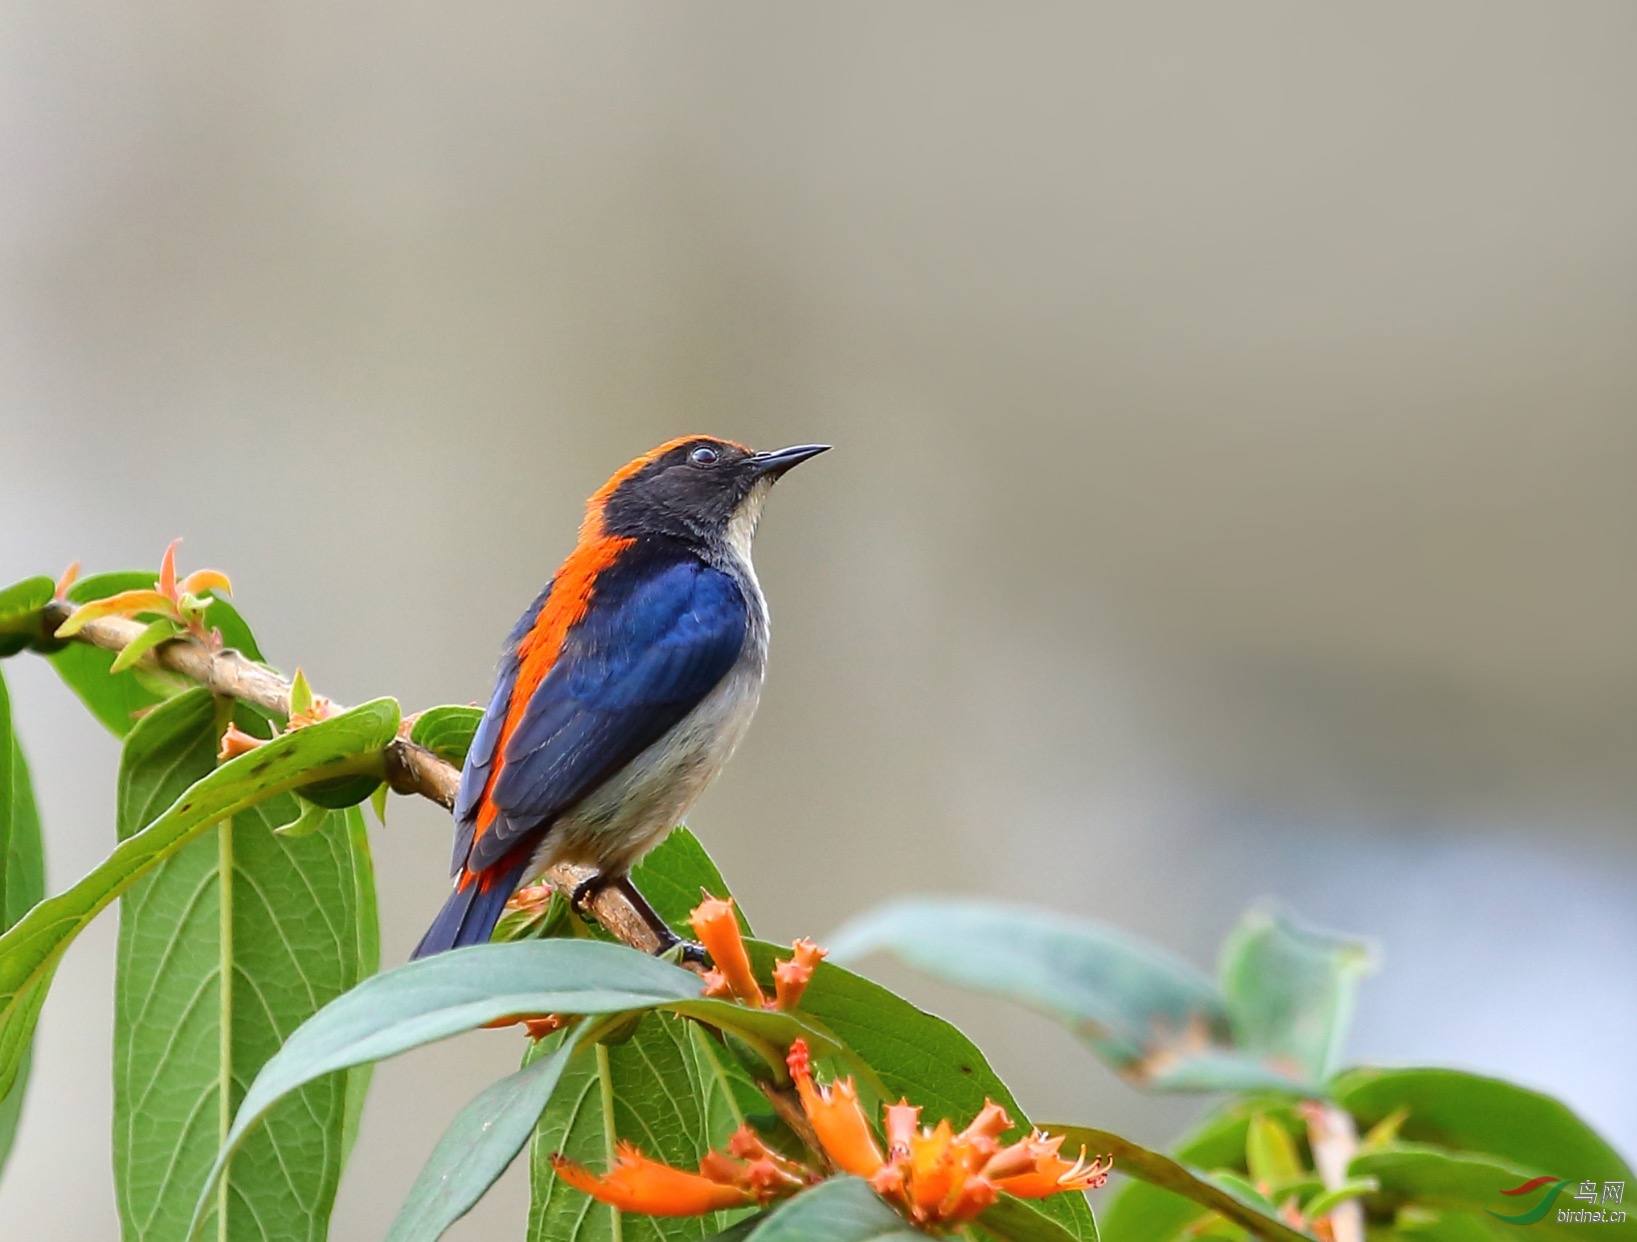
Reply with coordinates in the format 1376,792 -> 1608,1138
589,436 -> 830,557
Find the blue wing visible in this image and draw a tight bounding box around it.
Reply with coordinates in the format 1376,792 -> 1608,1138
464,552 -> 747,874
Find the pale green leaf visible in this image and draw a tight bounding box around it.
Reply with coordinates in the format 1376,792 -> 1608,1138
1217,908 -> 1373,1086
827,899 -> 1252,1091
391,1031 -> 586,1242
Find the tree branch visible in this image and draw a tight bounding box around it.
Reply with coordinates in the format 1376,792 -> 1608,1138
37,599 -> 667,955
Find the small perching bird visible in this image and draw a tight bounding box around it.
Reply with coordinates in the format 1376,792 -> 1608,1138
413,436 -> 829,959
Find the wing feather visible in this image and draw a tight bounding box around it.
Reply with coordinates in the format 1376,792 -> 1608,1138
463,553 -> 746,875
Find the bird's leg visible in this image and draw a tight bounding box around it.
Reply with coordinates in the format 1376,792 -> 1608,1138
610,876 -> 707,966
568,872 -> 605,911
566,870 -> 706,964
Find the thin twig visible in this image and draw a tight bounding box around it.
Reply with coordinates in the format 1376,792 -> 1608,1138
37,599 -> 665,955
1303,1101 -> 1364,1242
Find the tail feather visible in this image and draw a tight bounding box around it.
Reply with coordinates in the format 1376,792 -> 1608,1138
412,863 -> 528,959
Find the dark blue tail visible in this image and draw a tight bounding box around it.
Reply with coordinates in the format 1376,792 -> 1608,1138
412,863 -> 528,959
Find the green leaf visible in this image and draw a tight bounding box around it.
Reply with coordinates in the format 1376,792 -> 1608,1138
1330,1067 -> 1632,1184
0,577 -> 54,658
752,944 -> 1099,1242
0,695 -> 397,1106
107,617 -> 183,674
1203,1172 -> 1277,1215
392,1030 -> 587,1242
114,690 -> 382,1241
193,938 -> 708,1238
1245,1115 -> 1303,1187
1390,1206 -> 1510,1242
1041,1125 -> 1312,1242
1217,908 -> 1373,1087
827,899 -> 1280,1092
703,1217 -> 770,1242
0,671 -> 46,1173
671,998 -> 840,1071
338,803 -> 381,1168
722,1177 -> 925,1242
1350,1144 -> 1590,1239
289,667 -> 315,717
978,1194 -> 1091,1242
297,773 -> 384,810
1090,1102 -> 1305,1242
527,1011 -> 750,1242
272,796 -> 330,837
408,705 -> 482,766
629,826 -> 751,936
49,571 -> 263,737
1300,1177 -> 1376,1219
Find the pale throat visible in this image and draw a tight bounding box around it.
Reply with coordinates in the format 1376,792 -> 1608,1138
723,476 -> 773,565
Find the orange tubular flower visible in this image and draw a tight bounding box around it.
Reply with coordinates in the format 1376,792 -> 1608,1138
285,696 -> 334,730
547,971 -> 1108,1229
986,1131 -> 1112,1199
687,896 -> 827,1012
786,1040 -> 1111,1227
787,1040 -> 885,1178
218,722 -> 265,761
690,896 -> 764,1007
552,1144 -> 756,1215
773,938 -> 826,1010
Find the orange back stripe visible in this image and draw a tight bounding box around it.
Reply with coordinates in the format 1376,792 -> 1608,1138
467,436 -> 747,850
472,530 -> 634,835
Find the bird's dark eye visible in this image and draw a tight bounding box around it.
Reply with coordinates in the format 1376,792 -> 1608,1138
689,445 -> 720,466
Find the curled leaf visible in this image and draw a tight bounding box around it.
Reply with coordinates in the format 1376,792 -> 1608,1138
274,799 -> 330,838
158,539 -> 180,600
177,569 -> 232,599
53,590 -> 177,638
53,562 -> 80,602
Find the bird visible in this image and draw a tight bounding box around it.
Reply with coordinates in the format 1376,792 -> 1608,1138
413,435 -> 829,959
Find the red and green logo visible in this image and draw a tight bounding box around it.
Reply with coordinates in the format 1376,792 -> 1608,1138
1489,1177 -> 1571,1224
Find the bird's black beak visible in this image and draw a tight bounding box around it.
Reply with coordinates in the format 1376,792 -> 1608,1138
751,443 -> 831,478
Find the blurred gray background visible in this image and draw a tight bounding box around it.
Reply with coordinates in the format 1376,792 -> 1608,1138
2,3 -> 1634,1237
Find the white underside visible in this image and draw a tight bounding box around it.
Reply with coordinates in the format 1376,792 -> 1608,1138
524,550 -> 770,882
